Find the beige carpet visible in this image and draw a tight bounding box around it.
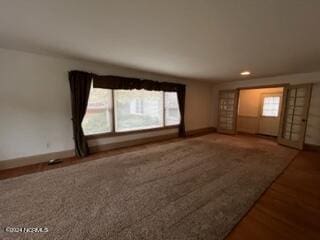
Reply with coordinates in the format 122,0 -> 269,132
0,134 -> 297,240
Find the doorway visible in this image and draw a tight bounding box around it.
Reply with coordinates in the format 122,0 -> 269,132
237,87 -> 284,137
217,84 -> 313,149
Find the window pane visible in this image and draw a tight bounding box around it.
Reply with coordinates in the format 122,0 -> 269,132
262,96 -> 280,117
165,92 -> 180,126
82,87 -> 112,135
114,89 -> 164,132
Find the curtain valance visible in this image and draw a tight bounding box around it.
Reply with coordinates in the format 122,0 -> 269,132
93,75 -> 184,92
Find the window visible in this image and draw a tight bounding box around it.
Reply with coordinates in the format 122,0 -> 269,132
262,96 -> 281,117
82,87 -> 113,135
165,92 -> 180,126
114,90 -> 164,132
82,88 -> 181,136
130,98 -> 144,115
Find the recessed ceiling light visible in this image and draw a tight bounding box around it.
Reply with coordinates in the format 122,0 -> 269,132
240,71 -> 251,76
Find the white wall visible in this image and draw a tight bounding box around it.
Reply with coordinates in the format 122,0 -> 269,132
212,72 -> 320,145
0,48 -> 214,162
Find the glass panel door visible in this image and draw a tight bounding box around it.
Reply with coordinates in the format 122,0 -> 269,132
217,89 -> 239,134
278,84 -> 312,149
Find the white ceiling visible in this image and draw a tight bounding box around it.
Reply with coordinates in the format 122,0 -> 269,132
0,0 -> 320,82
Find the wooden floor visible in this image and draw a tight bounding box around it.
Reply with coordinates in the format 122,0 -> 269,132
226,150 -> 320,240
1,137 -> 319,239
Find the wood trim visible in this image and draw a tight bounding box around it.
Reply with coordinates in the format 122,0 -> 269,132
185,127 -> 216,137
237,131 -> 277,141
237,115 -> 259,118
304,143 -> 320,152
0,127 -> 215,171
0,150 -> 74,170
0,127 -> 216,180
237,84 -> 288,90
0,133 -> 178,171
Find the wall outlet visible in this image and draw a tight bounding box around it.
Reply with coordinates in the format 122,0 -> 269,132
48,159 -> 63,165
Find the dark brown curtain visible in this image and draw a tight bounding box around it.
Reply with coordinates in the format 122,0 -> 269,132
69,71 -> 93,157
93,75 -> 186,137
177,85 -> 186,137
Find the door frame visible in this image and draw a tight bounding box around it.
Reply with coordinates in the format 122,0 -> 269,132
235,84 -> 288,135
230,83 -> 313,150
237,83 -> 289,91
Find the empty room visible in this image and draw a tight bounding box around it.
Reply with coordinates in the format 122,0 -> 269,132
0,1 -> 320,240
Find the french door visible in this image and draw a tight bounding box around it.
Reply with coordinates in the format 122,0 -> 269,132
217,89 -> 239,134
278,84 -> 312,149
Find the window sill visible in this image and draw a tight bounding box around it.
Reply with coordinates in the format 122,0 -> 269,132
86,125 -> 179,140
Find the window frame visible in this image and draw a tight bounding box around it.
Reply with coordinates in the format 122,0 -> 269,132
261,94 -> 282,118
85,89 -> 180,139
